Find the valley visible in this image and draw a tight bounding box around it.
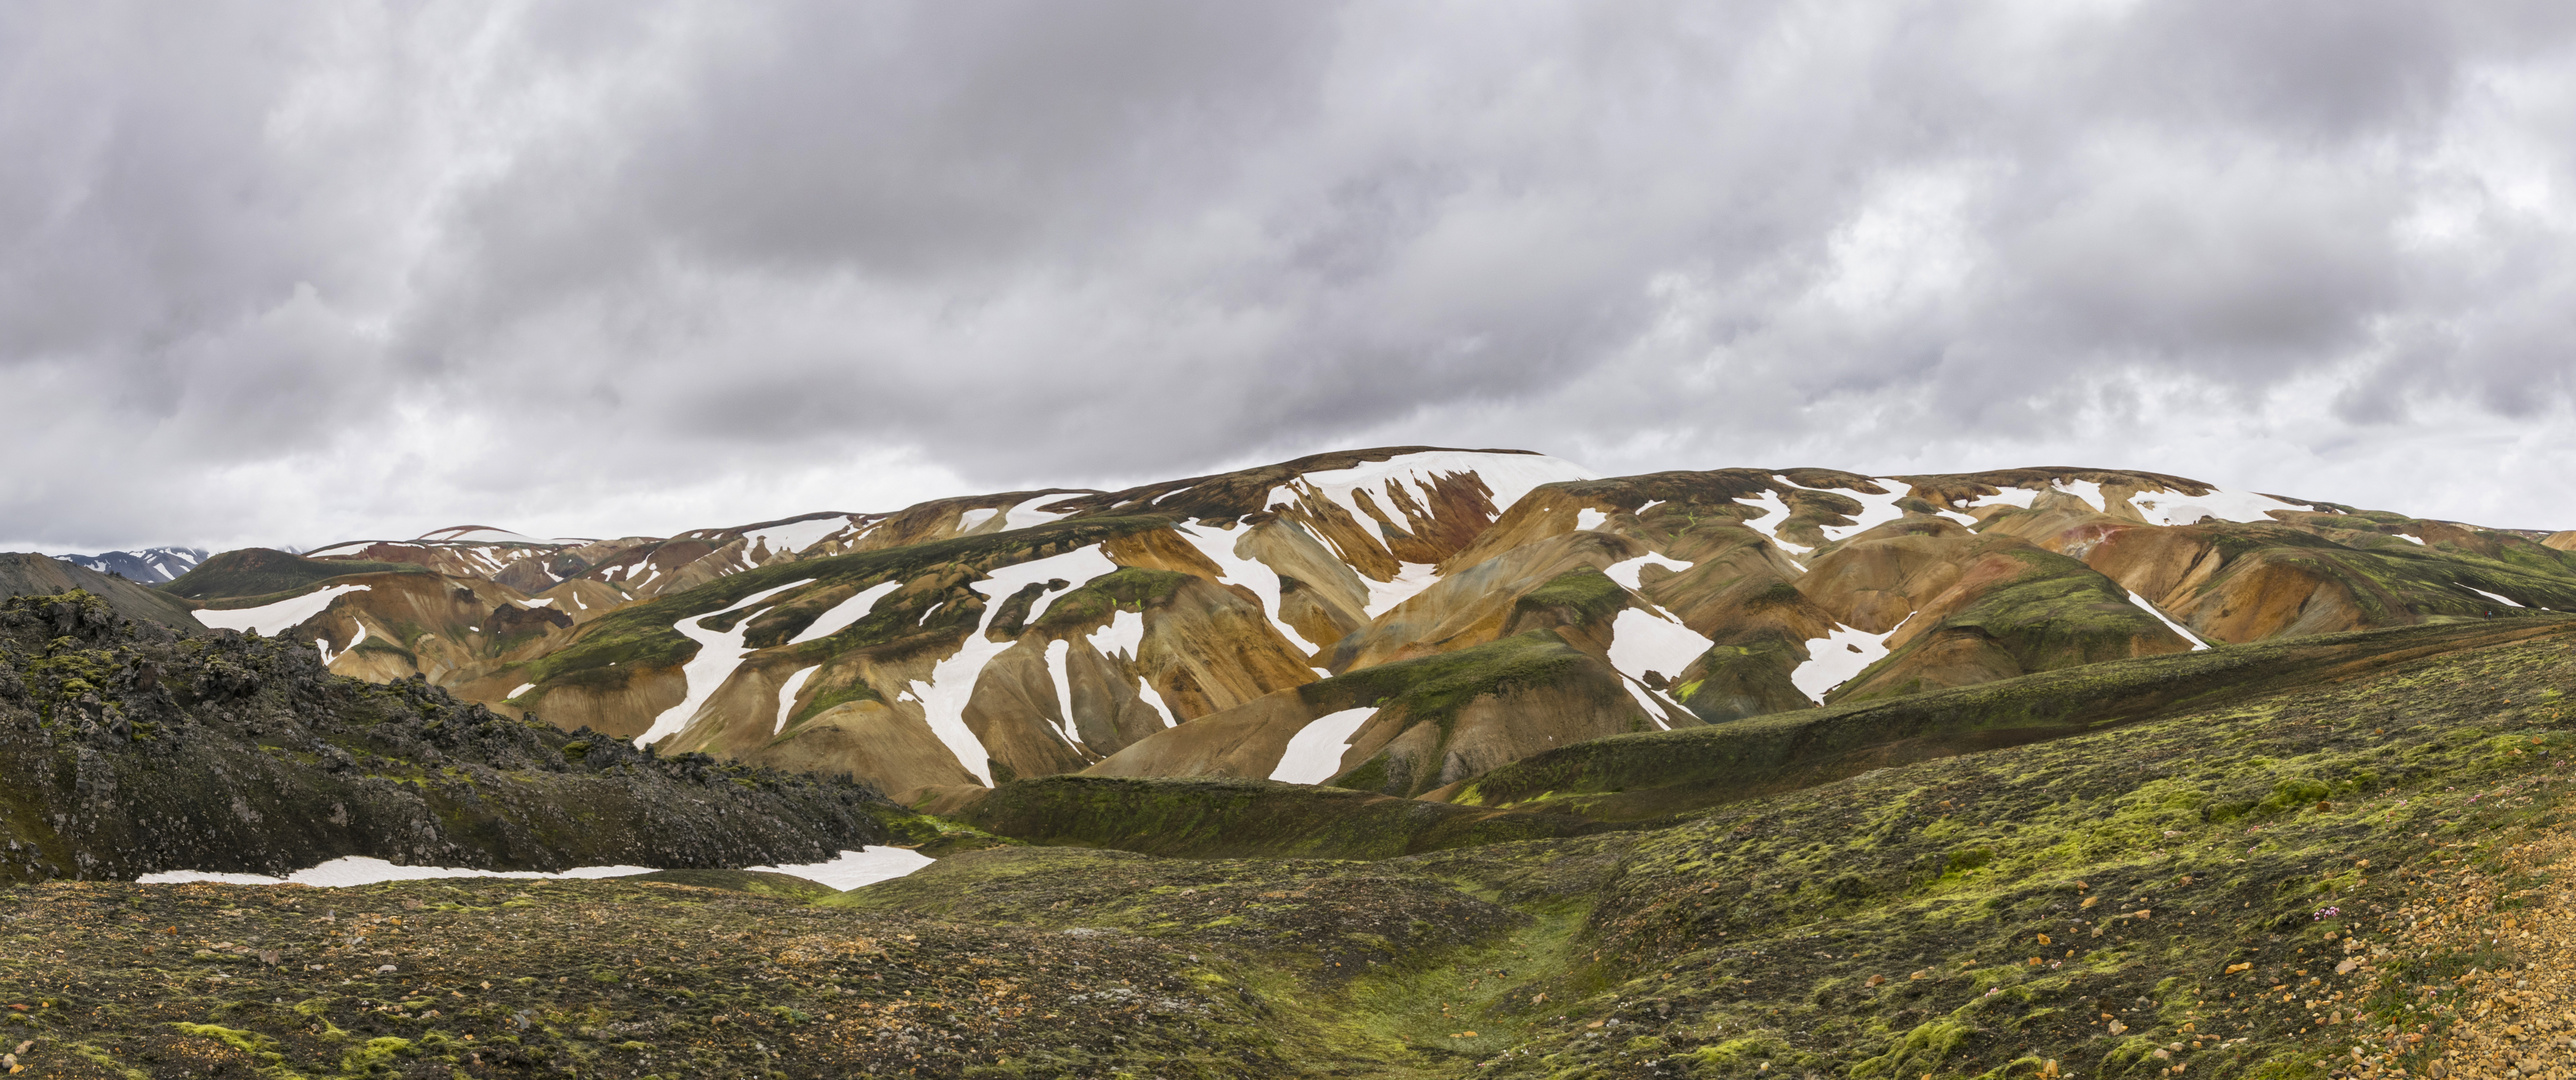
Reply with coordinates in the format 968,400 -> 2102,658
4,445 -> 2573,1078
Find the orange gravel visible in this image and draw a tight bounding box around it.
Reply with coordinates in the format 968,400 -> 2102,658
2373,830 -> 2576,1080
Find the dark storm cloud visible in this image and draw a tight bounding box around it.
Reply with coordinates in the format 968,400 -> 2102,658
6,0 -> 2576,551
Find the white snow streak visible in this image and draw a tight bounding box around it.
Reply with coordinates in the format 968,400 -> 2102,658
1790,624 -> 1894,702
790,580 -> 903,644
1740,490 -> 1811,555
1604,553 -> 1692,589
1044,639 -> 1080,746
139,857 -> 659,888
774,665 -> 819,734
316,620 -> 366,666
635,579 -> 812,748
1269,707 -> 1377,784
1088,608 -> 1174,728
956,508 -> 1000,532
741,516 -> 851,559
1618,677 -> 1675,730
1363,562 -> 1443,618
2466,586 -> 2524,608
138,849 -> 936,891
199,584 -> 371,636
1272,451 -> 1597,530
999,501 -> 1071,531
746,847 -> 936,890
2128,488 -> 2300,525
909,546 -> 1121,785
1174,524 -> 1324,660
1811,482 -> 1909,542
2125,591 -> 2209,650
509,682 -> 534,698
1606,607 -> 1714,685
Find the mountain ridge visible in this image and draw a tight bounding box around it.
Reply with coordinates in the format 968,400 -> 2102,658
127,446 -> 2576,809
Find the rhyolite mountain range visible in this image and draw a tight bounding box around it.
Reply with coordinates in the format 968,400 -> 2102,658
8,446 -> 2576,1078
40,446 -> 2575,814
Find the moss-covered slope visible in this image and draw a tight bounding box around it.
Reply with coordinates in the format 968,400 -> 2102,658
947,774 -> 1607,859
1445,616 -> 2576,822
163,547 -> 430,603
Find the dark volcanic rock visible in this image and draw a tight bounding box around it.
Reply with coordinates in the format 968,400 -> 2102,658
0,590 -> 894,883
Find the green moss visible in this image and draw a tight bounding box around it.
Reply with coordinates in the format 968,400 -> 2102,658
1512,567 -> 1632,630
1459,618 -> 2574,822
939,774 -> 1603,860
1028,566 -> 1193,635
1305,630 -> 1598,732
1849,1020 -> 1975,1080
165,548 -> 430,602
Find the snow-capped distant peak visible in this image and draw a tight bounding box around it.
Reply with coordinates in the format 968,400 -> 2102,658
52,546 -> 210,584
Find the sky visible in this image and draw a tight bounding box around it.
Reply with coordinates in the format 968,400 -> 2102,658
6,0 -> 2575,553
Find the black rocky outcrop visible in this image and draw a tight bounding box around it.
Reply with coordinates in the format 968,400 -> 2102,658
0,589 -> 893,883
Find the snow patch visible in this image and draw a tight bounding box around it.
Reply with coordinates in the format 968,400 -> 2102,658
1175,524 -> 1323,661
1635,500 -> 1666,515
137,849 -> 935,891
522,597 -> 555,608
2130,488 -> 2300,526
635,579 -> 813,747
957,508 -> 1000,532
907,546 -> 1122,785
2465,586 -> 2524,608
1044,639 -> 1080,746
1576,508 -> 1609,531
1268,451 -> 1597,531
316,620 -> 365,666
138,856 -> 658,888
1269,707 -> 1377,784
2393,533 -> 2425,545
1740,490 -> 1811,554
1088,608 -> 1174,728
741,516 -> 851,559
1618,677 -> 1675,730
1790,623 -> 1894,702
2125,591 -> 2209,650
1606,607 -> 1714,686
746,847 -> 936,890
1809,481 -> 1909,542
774,665 -> 819,734
509,682 -> 534,698
1363,562 -> 1443,618
1000,500 -> 1071,531
1604,552 -> 1693,589
199,584 -> 371,636
790,580 -> 903,644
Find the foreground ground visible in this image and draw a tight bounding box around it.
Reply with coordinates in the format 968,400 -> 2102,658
4,627 -> 2574,1079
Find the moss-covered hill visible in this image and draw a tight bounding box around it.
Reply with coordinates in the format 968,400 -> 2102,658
0,591 -> 898,883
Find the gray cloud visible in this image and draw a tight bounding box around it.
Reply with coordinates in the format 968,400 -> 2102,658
6,0 -> 2576,552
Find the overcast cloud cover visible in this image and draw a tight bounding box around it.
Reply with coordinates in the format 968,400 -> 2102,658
6,0 -> 2575,552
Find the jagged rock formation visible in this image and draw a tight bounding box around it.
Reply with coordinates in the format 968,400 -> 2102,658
0,590 -> 891,883
133,448 -> 2576,806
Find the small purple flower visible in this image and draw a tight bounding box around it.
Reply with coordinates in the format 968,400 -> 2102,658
2314,907 -> 2341,921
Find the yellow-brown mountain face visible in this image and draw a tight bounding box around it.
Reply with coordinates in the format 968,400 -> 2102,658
161,449 -> 2576,805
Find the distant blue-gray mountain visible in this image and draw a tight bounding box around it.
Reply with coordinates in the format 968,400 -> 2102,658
54,546 -> 209,584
